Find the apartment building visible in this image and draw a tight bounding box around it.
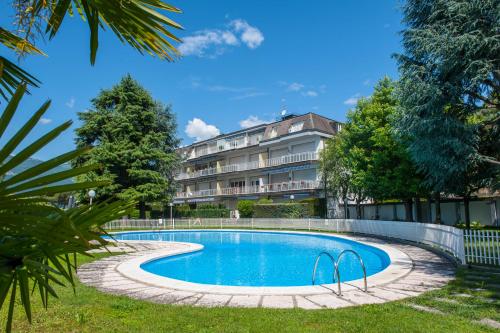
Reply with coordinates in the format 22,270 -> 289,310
174,113 -> 342,210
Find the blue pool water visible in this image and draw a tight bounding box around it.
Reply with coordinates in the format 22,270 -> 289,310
110,230 -> 390,287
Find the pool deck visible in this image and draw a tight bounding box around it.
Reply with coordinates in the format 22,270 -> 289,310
78,231 -> 456,309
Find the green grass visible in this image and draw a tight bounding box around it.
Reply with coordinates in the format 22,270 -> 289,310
2,254 -> 500,333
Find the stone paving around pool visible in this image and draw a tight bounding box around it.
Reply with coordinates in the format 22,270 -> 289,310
78,234 -> 456,309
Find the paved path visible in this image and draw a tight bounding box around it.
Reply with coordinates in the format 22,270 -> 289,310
78,235 -> 455,309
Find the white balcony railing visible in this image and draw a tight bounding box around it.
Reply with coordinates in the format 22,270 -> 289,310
175,180 -> 321,199
187,136 -> 261,160
176,151 -> 319,181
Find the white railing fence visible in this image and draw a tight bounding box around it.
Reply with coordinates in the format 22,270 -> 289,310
464,229 -> 500,266
175,180 -> 321,199
176,151 -> 319,180
104,218 -> 470,265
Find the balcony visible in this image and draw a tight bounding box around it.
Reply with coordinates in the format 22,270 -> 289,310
176,151 -> 319,180
175,180 -> 321,199
186,135 -> 262,160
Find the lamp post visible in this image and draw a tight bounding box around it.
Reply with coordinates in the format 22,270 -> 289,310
290,194 -> 295,201
88,190 -> 96,206
169,202 -> 174,229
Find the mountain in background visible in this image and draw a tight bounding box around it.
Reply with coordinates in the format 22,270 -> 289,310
5,155 -> 73,184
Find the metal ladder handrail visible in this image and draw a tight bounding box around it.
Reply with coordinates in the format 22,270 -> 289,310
334,249 -> 368,295
311,251 -> 338,286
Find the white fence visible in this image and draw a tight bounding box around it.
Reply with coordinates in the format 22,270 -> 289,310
104,218 -> 468,264
464,229 -> 500,266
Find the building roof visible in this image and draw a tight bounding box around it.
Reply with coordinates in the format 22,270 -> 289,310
183,112 -> 341,149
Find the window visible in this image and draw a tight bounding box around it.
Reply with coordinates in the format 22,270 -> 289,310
230,180 -> 245,188
288,121 -> 304,133
270,126 -> 278,138
251,179 -> 260,186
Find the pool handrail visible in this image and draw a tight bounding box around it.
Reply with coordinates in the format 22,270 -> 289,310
334,249 -> 368,295
311,251 -> 339,288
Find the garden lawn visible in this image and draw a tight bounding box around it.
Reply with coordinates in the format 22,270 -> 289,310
2,253 -> 500,333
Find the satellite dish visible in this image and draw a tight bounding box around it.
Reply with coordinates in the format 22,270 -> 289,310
281,109 -> 287,116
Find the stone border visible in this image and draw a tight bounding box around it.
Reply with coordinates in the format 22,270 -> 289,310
115,230 -> 412,295
78,230 -> 456,309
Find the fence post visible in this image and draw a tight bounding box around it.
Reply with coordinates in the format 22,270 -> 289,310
457,228 -> 466,265
308,218 -> 311,231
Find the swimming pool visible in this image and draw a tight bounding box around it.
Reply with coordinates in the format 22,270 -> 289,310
110,230 -> 391,287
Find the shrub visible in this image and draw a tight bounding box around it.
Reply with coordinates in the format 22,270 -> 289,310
253,203 -> 310,218
175,203 -> 230,218
454,220 -> 483,229
257,197 -> 273,204
237,200 -> 255,218
300,198 -> 326,218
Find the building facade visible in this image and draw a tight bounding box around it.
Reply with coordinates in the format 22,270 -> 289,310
174,113 -> 341,211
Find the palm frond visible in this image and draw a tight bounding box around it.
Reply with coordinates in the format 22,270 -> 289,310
0,57 -> 40,101
0,84 -> 135,332
46,0 -> 183,65
0,28 -> 46,56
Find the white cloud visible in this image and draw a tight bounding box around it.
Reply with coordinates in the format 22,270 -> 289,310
229,19 -> 264,49
185,118 -> 220,141
39,118 -> 52,125
206,85 -> 252,93
344,93 -> 361,106
65,97 -> 75,108
230,92 -> 267,100
179,30 -> 238,57
239,115 -> 271,128
302,90 -> 318,97
287,82 -> 304,92
179,19 -> 263,58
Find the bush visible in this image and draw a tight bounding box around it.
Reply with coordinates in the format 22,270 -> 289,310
237,200 -> 255,218
454,220 -> 483,229
300,198 -> 326,218
175,203 -> 230,218
191,209 -> 230,218
257,198 -> 273,204
253,203 -> 310,218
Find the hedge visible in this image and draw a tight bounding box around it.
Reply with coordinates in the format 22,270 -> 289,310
175,204 -> 230,218
300,198 -> 326,218
253,203 -> 310,218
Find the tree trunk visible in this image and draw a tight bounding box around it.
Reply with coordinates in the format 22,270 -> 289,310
139,201 -> 146,219
464,195 -> 471,229
393,204 -> 398,221
415,197 -> 422,222
404,199 -> 413,221
343,197 -> 349,219
427,196 -> 432,223
434,193 -> 442,224
355,200 -> 362,219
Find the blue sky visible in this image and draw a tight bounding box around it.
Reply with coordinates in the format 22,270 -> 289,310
1,0 -> 403,160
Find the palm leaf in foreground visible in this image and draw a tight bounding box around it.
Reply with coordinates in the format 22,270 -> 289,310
0,84 -> 135,332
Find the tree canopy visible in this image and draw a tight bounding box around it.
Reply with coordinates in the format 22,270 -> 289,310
322,78 -> 424,221
394,0 -> 499,226
73,75 -> 180,217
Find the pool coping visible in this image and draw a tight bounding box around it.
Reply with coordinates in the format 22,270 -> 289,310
113,229 -> 414,296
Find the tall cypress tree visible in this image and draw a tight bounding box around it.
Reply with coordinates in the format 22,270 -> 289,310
74,75 -> 180,218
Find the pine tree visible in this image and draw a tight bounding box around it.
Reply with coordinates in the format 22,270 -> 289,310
73,75 -> 180,218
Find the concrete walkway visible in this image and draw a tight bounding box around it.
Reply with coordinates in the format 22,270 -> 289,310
78,234 -> 455,309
